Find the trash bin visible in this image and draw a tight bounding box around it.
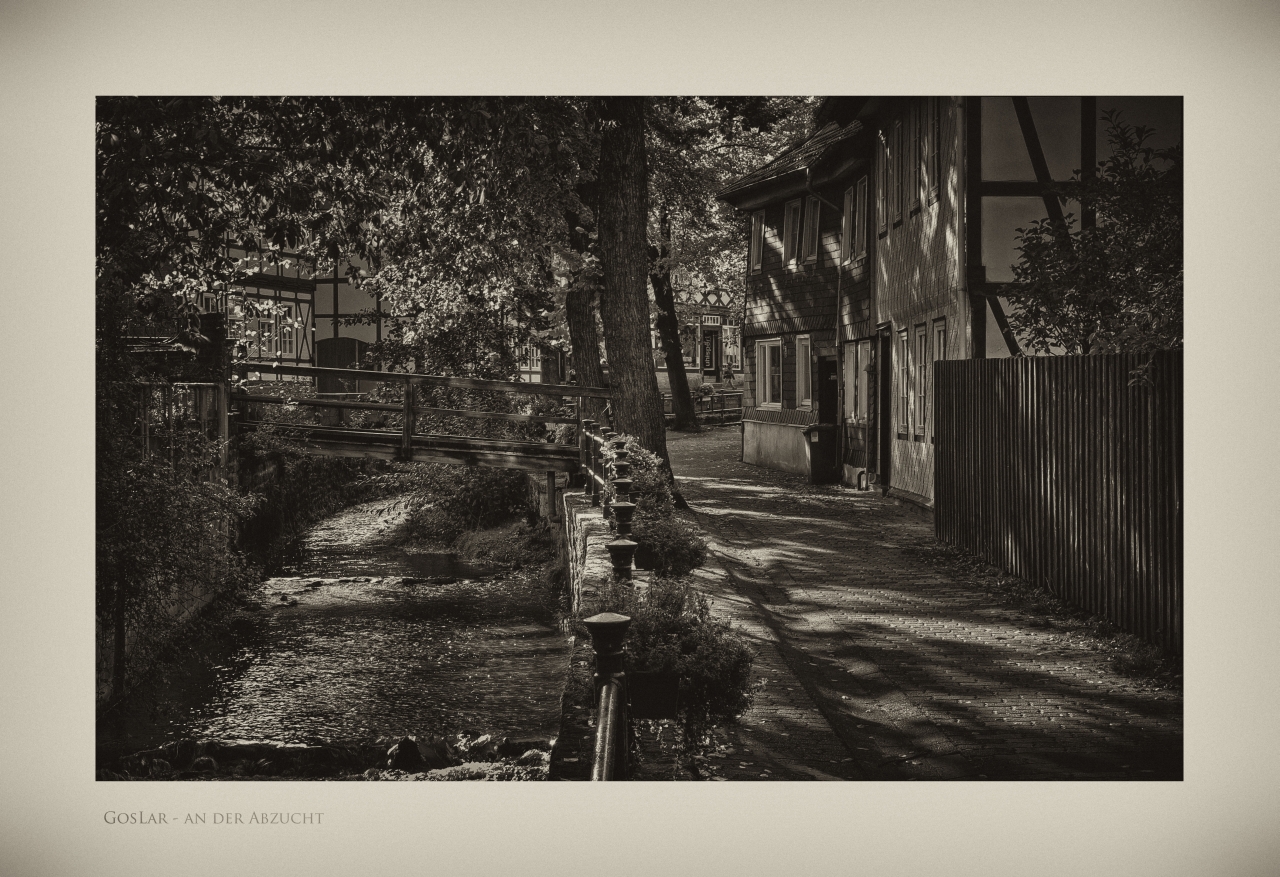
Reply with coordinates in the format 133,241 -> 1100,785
802,423 -> 841,485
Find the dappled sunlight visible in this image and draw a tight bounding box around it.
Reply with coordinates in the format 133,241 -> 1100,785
667,424 -> 1182,779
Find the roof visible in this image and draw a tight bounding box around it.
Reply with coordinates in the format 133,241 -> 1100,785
718,118 -> 866,206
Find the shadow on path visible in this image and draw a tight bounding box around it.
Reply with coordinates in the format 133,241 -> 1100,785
668,426 -> 1182,781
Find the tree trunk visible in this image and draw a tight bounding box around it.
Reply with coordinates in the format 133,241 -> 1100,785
562,205 -> 609,423
565,285 -> 608,423
595,97 -> 670,468
649,207 -> 697,430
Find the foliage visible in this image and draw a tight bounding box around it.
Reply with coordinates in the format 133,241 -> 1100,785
592,577 -> 756,751
602,434 -> 706,575
453,520 -> 557,569
646,97 -> 815,309
96,423 -> 257,703
631,514 -> 708,578
1006,111 -> 1182,356
235,419 -> 386,563
367,463 -> 535,546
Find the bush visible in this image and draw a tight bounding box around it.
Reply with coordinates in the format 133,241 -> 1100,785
97,429 -> 258,705
590,577 -> 755,752
236,421 -> 386,561
364,463 -> 535,546
453,520 -> 557,568
602,434 -> 705,576
631,514 -> 706,577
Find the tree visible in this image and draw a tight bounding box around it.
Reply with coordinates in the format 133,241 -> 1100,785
645,97 -> 815,429
1005,111 -> 1183,356
595,97 -> 671,465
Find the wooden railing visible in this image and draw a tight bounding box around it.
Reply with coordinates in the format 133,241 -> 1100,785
231,362 -> 610,475
661,390 -> 744,424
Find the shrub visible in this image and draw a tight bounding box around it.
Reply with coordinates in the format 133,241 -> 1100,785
590,576 -> 755,752
366,463 -> 535,546
601,434 -> 705,575
453,520 -> 557,568
631,514 -> 707,577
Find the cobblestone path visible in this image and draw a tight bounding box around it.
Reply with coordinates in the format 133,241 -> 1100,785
667,425 -> 1182,780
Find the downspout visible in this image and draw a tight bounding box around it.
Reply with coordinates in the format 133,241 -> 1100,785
805,167 -> 842,212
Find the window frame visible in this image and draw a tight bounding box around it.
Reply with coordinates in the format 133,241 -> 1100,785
931,317 -> 947,443
928,97 -> 941,203
278,303 -> 296,357
892,119 -> 903,224
796,334 -> 812,409
258,316 -> 275,358
877,131 -> 889,235
782,199 -> 802,268
801,196 -> 820,264
749,209 -> 765,274
755,338 -> 783,409
854,176 -> 868,262
897,328 -> 910,437
914,324 -> 928,439
841,187 -> 854,264
910,101 -> 923,211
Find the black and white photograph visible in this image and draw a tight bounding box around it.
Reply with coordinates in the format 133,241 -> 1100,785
93,94 -> 1185,784
4,2 -> 1279,876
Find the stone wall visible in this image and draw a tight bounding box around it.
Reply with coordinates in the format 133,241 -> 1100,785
559,492 -> 650,616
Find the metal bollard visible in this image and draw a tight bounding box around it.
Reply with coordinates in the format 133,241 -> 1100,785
583,612 -> 631,781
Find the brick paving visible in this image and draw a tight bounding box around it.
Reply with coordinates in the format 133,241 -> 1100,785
666,425 -> 1183,780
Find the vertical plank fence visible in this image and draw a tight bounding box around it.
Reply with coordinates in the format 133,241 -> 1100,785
934,351 -> 1182,654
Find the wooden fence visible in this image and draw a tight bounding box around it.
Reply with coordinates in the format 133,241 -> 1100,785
661,390 -> 743,424
934,351 -> 1182,654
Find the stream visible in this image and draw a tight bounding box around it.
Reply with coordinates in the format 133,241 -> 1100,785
96,498 -> 569,768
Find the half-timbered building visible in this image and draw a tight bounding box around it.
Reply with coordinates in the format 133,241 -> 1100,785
721,95 -> 1181,506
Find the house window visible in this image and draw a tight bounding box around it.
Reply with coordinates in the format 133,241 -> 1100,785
278,304 -> 296,356
897,328 -> 909,436
932,318 -> 947,441
796,335 -> 812,408
856,339 -> 870,421
749,210 -> 765,273
841,187 -> 854,263
877,131 -> 889,234
755,339 -> 783,408
912,101 -> 924,209
855,176 -> 868,261
842,339 -> 871,424
914,324 -> 928,438
892,119 -> 903,223
782,199 -> 801,267
801,196 -> 820,264
258,317 -> 275,357
928,97 -> 941,201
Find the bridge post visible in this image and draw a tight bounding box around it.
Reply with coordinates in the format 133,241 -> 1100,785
400,376 -> 415,460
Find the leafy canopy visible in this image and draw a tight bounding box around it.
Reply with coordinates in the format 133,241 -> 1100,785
1006,110 -> 1183,356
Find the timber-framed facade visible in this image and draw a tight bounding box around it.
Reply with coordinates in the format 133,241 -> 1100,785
720,96 -> 1182,506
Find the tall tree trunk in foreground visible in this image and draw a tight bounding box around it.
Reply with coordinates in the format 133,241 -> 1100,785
595,97 -> 671,469
649,207 -> 698,430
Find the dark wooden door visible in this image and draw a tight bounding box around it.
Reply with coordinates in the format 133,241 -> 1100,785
817,356 -> 838,424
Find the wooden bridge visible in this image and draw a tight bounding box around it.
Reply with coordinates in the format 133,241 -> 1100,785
230,363 -> 611,475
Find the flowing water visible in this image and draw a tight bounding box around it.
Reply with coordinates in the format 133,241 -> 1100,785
97,499 -> 569,758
